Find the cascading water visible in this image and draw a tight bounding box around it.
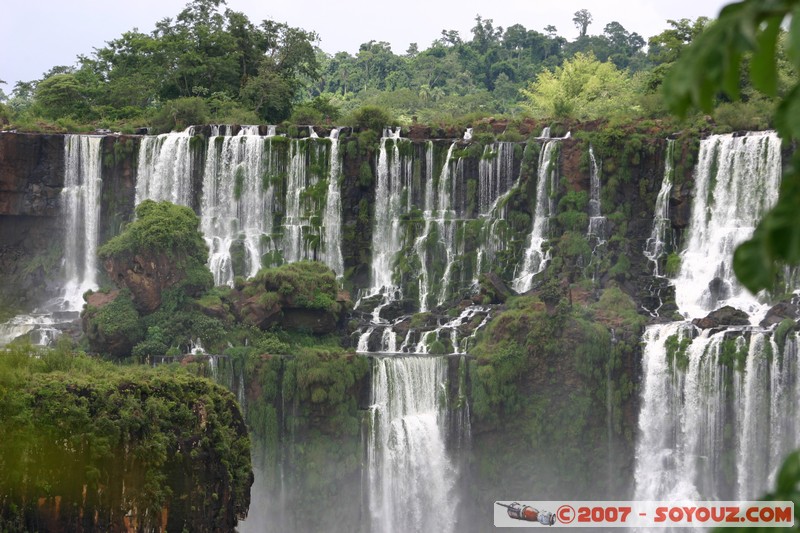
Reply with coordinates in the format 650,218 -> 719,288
635,131 -> 792,504
368,135 -> 410,298
322,128 -> 344,276
586,144 -> 606,243
636,325 -> 800,502
62,135 -> 104,310
368,356 -> 458,533
414,141 -> 438,313
136,126 -> 345,285
674,132 -> 782,319
474,144 -> 525,286
281,139 -> 318,263
0,135 -> 103,345
201,127 -> 277,285
512,139 -> 560,293
354,134 -> 415,351
416,142 -> 457,312
644,139 -> 676,276
135,127 -> 196,206
357,137 -> 516,355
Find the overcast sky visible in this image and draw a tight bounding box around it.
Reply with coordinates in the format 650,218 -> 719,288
1,0 -> 732,90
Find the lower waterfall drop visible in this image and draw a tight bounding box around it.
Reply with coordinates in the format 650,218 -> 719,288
368,356 -> 458,533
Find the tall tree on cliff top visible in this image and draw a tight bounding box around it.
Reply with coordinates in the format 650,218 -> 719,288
573,9 -> 593,38
240,20 -> 318,122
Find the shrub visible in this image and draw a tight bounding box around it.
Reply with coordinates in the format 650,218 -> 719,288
99,200 -> 208,263
151,97 -> 209,133
350,105 -> 395,132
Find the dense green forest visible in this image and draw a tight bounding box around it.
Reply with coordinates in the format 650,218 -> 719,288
0,0 -> 792,134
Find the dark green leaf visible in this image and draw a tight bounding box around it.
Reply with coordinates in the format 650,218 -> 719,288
774,85 -> 800,140
788,5 -> 800,69
733,232 -> 776,292
750,15 -> 782,95
776,450 -> 800,494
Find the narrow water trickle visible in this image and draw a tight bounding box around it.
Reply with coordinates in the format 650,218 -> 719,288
512,139 -> 560,293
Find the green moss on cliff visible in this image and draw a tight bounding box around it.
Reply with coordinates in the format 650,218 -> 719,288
0,343 -> 251,532
468,284 -> 644,498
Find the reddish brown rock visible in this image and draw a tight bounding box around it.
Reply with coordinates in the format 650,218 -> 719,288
103,253 -> 184,314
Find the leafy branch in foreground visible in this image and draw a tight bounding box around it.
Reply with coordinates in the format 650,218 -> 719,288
664,0 -> 800,293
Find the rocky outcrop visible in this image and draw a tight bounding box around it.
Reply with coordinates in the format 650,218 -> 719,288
103,253 -> 187,314
0,367 -> 252,532
760,299 -> 800,328
228,263 -> 350,335
81,289 -> 143,357
478,272 -> 513,304
692,305 -> 751,329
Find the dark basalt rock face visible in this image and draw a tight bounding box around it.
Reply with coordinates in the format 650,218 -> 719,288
692,305 -> 751,329
0,133 -> 64,217
760,299 -> 800,328
0,134 -> 66,308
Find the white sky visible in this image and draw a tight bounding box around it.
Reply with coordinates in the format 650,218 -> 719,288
1,0 -> 732,90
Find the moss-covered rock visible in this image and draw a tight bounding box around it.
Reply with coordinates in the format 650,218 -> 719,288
81,289 -> 144,357
228,261 -> 349,334
98,200 -> 212,314
0,344 -> 252,532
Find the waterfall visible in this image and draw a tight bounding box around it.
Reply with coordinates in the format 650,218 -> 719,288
474,144 -> 526,285
322,128 -> 344,277
586,144 -> 606,242
512,140 -> 560,293
135,127 -> 196,206
674,131 -> 781,320
635,131 -> 792,504
415,142 -> 437,312
136,126 -> 344,285
368,356 -> 457,533
369,136 -> 410,297
635,326 -> 800,502
1,134 -> 103,345
200,127 -> 277,285
357,139 -> 517,354
62,135 -> 103,310
478,143 -> 515,215
416,143 -> 457,311
281,140 -> 315,264
644,139 -> 675,276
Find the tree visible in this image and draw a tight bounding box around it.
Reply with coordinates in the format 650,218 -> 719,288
573,9 -> 593,38
34,73 -> 90,119
240,20 -> 319,121
520,52 -> 636,119
663,0 -> 800,293
648,18 -> 709,65
439,29 -> 463,47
